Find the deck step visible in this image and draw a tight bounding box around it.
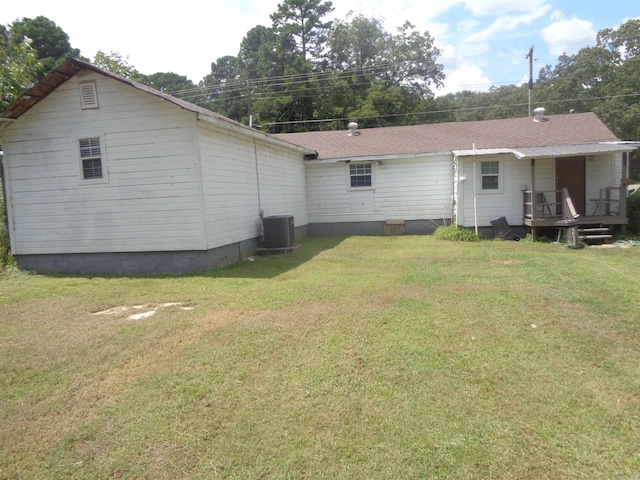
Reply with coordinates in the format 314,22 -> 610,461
580,234 -> 613,240
578,225 -> 613,244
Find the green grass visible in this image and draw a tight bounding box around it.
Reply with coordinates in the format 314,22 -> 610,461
1,236 -> 639,479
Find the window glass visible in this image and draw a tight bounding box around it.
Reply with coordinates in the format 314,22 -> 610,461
481,161 -> 499,190
350,163 -> 372,187
79,137 -> 103,180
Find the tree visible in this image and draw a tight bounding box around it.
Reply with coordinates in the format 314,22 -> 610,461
326,15 -> 444,96
270,0 -> 334,63
535,19 -> 640,140
237,26 -> 283,79
142,72 -> 196,95
0,24 -> 41,112
8,16 -> 81,80
199,55 -> 246,120
92,50 -> 142,81
348,81 -> 427,127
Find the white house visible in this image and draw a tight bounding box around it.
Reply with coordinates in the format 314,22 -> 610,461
1,60 -> 637,274
0,59 -> 313,274
275,112 -> 636,239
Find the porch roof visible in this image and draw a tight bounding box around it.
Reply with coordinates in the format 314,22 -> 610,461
452,142 -> 640,159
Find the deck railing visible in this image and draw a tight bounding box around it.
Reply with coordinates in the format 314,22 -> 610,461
590,186 -> 626,222
524,186 -> 626,223
523,190 -> 560,220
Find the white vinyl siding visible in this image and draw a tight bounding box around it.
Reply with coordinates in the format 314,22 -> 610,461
458,155 -> 548,227
306,155 -> 453,223
198,122 -> 308,249
2,73 -> 205,254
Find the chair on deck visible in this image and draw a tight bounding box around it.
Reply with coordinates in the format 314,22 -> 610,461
536,192 -> 553,216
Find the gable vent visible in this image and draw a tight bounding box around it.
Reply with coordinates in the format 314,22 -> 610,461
79,81 -> 99,109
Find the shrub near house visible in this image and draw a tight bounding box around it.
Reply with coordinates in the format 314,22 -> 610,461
628,190 -> 640,234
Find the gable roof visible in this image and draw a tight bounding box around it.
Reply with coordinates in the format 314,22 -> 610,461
273,113 -> 631,161
0,58 -> 314,155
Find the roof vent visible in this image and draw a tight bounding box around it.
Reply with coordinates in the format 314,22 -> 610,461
533,107 -> 547,123
347,122 -> 360,136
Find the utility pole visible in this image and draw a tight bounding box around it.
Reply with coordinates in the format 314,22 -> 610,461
526,46 -> 534,117
247,84 -> 254,128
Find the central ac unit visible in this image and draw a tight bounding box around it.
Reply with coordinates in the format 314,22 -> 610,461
263,215 -> 295,248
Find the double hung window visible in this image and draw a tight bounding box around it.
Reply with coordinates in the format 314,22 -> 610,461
79,137 -> 105,181
350,163 -> 372,188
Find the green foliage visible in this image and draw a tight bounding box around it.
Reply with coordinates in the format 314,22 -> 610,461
199,9 -> 445,130
627,190 -> 640,234
433,225 -> 483,241
7,16 -> 81,81
0,179 -> 11,267
270,0 -> 334,62
0,25 -> 42,112
534,19 -> 640,140
92,50 -> 142,81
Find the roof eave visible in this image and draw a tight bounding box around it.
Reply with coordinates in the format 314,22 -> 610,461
307,150 -> 454,164
197,114 -> 315,156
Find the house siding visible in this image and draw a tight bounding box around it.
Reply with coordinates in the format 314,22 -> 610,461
306,155 -> 453,235
198,123 -> 308,249
3,72 -> 205,256
457,153 -> 620,228
458,154 -> 533,228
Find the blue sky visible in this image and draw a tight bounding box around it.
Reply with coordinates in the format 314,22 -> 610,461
2,0 -> 639,96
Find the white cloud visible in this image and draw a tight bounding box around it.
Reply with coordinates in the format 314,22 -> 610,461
541,13 -> 597,57
463,0 -> 549,16
438,63 -> 492,96
464,6 -> 550,43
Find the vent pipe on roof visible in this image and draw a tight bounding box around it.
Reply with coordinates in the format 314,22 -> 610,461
347,122 -> 360,136
533,107 -> 547,123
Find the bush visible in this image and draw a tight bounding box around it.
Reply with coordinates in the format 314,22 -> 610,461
628,190 -> 640,234
433,225 -> 484,241
0,180 -> 11,267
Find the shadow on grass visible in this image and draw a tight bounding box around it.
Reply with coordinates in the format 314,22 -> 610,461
29,236 -> 348,281
197,236 -> 347,279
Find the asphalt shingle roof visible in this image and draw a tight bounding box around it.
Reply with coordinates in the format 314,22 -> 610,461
273,113 -> 620,160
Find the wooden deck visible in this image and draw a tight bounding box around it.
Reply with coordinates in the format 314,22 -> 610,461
523,187 -> 628,239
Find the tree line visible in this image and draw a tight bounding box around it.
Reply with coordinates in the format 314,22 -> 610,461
1,0 -> 640,147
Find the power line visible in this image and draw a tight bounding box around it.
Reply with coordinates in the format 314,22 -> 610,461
258,92 -> 640,128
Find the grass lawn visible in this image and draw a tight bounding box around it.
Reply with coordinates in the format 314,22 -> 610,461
1,236 -> 639,479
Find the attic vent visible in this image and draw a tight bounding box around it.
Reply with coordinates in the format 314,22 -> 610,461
533,107 -> 547,122
347,122 -> 360,136
79,81 -> 99,109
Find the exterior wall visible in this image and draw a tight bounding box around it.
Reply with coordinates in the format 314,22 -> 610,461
198,123 -> 308,249
586,153 -> 619,212
457,153 -> 620,228
306,155 -> 453,234
458,154 -> 533,228
2,72 -> 205,256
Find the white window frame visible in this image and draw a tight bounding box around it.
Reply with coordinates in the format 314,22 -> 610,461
349,162 -> 373,189
479,160 -> 502,193
78,136 -> 109,184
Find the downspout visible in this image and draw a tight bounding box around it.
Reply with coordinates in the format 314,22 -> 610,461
452,154 -> 459,225
253,139 -> 264,244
